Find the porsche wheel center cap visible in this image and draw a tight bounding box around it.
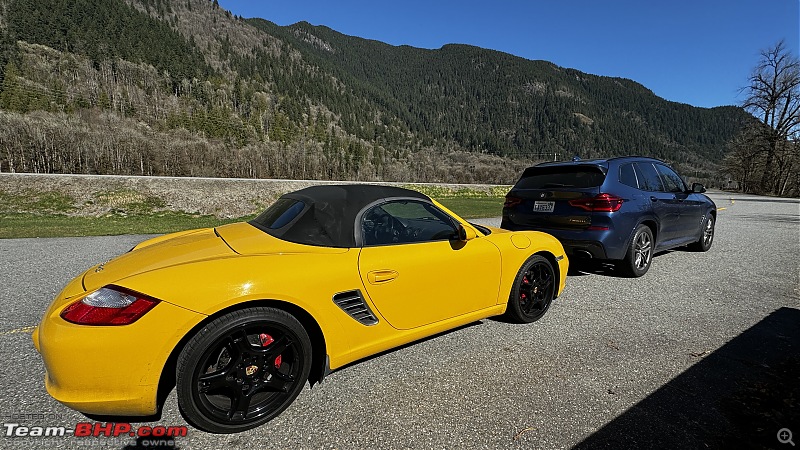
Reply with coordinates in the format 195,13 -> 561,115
245,365 -> 259,376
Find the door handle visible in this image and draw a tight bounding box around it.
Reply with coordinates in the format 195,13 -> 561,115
367,270 -> 399,284
650,196 -> 658,202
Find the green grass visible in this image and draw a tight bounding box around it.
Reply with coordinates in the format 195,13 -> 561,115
0,190 -> 76,214
0,198 -> 503,239
403,184 -> 510,199
438,197 -> 503,219
0,213 -> 249,239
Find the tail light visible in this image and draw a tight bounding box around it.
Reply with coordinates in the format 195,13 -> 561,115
504,195 -> 523,208
61,287 -> 159,325
569,193 -> 623,212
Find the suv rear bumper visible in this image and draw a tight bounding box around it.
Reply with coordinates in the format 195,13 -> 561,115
501,219 -> 616,260
559,239 -> 608,259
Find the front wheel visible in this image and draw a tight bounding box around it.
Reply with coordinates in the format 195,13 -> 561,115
504,255 -> 556,323
176,307 -> 312,434
619,224 -> 654,277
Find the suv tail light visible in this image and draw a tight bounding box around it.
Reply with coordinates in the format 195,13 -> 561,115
569,193 -> 623,212
61,287 -> 159,325
504,195 -> 523,208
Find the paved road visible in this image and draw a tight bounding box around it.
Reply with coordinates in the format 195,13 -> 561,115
0,191 -> 798,449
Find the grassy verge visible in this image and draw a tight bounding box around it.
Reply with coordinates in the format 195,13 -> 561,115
438,197 -> 503,219
0,213 -> 248,239
0,198 -> 504,239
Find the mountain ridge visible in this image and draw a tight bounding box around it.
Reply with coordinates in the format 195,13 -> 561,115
0,0 -> 751,184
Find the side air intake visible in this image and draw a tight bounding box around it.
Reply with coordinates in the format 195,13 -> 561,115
332,290 -> 378,326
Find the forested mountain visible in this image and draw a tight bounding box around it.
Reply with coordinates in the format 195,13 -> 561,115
0,0 -> 752,184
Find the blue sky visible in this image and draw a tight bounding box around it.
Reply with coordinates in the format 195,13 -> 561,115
218,0 -> 799,108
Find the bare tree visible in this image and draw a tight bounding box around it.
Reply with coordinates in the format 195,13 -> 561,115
742,40 -> 800,194
723,123 -> 766,193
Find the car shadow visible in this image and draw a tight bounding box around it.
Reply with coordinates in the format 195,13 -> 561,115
568,259 -> 620,277
573,307 -> 800,449
489,313 -> 526,324
567,250 -> 677,278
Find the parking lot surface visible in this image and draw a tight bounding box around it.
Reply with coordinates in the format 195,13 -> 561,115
0,191 -> 797,449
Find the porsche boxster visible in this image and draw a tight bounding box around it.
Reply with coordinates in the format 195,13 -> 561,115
33,185 -> 568,433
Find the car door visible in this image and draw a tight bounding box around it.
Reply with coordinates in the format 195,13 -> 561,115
357,199 -> 502,330
654,163 -> 704,244
634,162 -> 681,244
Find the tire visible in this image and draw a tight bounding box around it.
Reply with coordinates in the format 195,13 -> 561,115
504,255 -> 556,323
176,307 -> 312,434
619,224 -> 654,277
688,214 -> 714,252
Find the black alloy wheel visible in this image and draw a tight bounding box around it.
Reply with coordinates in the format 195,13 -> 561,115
505,255 -> 556,323
176,307 -> 312,434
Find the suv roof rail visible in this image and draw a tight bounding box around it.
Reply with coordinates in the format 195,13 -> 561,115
534,155 -> 668,168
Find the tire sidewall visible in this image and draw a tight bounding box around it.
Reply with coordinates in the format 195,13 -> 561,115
700,215 -> 714,251
176,307 -> 312,434
624,225 -> 653,277
507,255 -> 555,323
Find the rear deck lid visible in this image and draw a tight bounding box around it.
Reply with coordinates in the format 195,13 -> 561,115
506,164 -> 607,230
82,228 -> 235,291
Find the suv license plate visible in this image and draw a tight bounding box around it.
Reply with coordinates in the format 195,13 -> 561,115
533,201 -> 555,213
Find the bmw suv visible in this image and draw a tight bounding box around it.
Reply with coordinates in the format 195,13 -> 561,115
501,156 -> 716,277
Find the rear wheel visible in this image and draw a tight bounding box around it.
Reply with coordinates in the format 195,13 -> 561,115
688,215 -> 714,252
504,255 -> 555,323
620,225 -> 653,277
176,307 -> 312,434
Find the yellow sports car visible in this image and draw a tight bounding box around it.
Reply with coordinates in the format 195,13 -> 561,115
33,185 -> 568,434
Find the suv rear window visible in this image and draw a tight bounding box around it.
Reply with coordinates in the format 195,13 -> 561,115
515,166 -> 606,189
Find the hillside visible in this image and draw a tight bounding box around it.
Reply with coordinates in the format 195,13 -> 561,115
0,0 -> 752,184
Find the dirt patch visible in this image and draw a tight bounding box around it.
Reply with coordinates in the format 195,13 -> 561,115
0,173 -> 507,218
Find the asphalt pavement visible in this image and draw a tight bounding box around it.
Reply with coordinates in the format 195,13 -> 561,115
0,191 -> 798,449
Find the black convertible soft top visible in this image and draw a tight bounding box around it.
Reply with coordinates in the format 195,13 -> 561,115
250,184 -> 430,248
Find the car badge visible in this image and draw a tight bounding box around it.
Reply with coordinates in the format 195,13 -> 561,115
539,192 -> 547,199
245,365 -> 259,376
94,264 -> 105,273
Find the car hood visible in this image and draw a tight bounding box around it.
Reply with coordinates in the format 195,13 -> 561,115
82,222 -> 347,292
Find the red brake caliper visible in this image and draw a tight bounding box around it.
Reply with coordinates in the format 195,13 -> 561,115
259,333 -> 282,368
521,276 -> 529,301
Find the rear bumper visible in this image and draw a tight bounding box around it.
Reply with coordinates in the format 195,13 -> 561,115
556,253 -> 569,298
501,219 -> 624,260
559,239 -> 608,259
34,295 -> 204,416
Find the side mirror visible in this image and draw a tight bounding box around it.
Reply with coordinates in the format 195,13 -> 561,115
456,224 -> 477,242
691,182 -> 706,193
